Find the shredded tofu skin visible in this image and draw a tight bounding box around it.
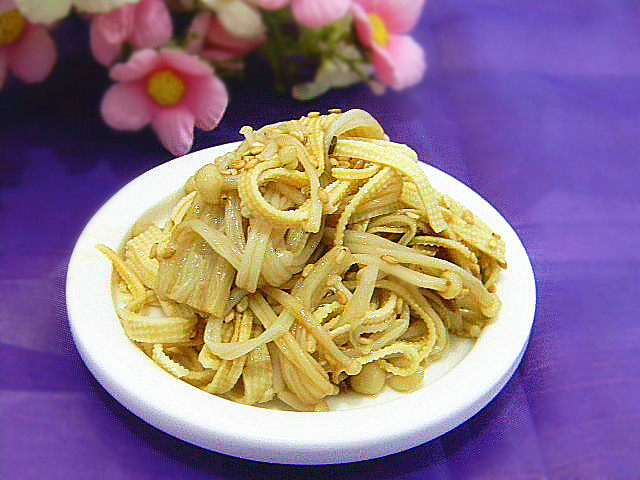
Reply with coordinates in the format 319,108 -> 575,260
97,109 -> 507,411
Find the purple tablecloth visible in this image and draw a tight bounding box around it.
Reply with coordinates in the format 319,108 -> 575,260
2,1 -> 639,478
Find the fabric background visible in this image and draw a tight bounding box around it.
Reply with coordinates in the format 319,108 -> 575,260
1,1 -> 639,478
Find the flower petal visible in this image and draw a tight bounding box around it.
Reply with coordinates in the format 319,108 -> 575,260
292,0 -> 350,28
196,16 -> 264,62
73,0 -> 138,14
0,0 -> 15,14
351,3 -> 374,48
254,0 -> 289,9
14,0 -> 72,24
90,25 -> 122,65
185,11 -> 209,55
92,5 -> 135,45
7,25 -> 56,83
184,74 -> 228,130
352,0 -> 374,9
217,0 -> 265,39
90,10 -> 130,66
151,107 -> 196,156
160,49 -> 212,78
110,48 -> 159,81
371,34 -> 426,90
101,81 -> 153,130
364,0 -> 426,34
130,0 -> 172,49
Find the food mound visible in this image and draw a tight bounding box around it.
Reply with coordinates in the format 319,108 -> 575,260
98,109 -> 507,411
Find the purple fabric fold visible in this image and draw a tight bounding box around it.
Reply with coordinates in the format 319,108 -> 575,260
1,1 -> 639,478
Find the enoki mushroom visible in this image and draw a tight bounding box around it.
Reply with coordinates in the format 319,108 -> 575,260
98,109 -> 507,411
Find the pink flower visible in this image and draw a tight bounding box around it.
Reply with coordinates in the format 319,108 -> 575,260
200,0 -> 265,39
90,0 -> 172,66
101,48 -> 228,156
256,0 -> 350,29
186,11 -> 264,64
352,0 -> 426,90
14,0 -> 140,25
0,0 -> 56,89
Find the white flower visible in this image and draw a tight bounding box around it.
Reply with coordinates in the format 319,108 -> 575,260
200,0 -> 265,39
292,46 -> 364,101
14,0 -> 140,24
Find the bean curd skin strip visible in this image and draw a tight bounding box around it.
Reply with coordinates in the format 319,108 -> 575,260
124,225 -> 163,288
328,228 -> 501,317
203,310 -> 253,394
262,287 -> 361,375
333,167 -> 396,247
203,294 -> 294,361
152,343 -> 190,378
248,294 -> 338,400
97,244 -> 146,301
103,109 -> 505,411
116,309 -> 198,344
332,139 -> 447,233
227,342 -> 275,405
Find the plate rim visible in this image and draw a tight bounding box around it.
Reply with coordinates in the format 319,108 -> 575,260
66,143 -> 536,464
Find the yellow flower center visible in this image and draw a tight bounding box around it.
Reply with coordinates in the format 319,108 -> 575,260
368,13 -> 390,47
0,9 -> 26,46
146,70 -> 187,106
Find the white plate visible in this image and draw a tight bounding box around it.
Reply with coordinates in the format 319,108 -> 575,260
66,143 -> 536,464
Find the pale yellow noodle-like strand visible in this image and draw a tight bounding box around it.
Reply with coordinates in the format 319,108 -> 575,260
375,279 -> 448,357
355,342 -> 422,377
440,195 -> 507,268
259,168 -> 308,188
124,225 -> 164,288
203,310 -> 253,394
97,244 -> 146,301
227,341 -> 275,405
351,253 -> 450,293
237,217 -> 273,292
125,290 -> 156,313
368,214 -> 418,245
411,235 -> 478,265
116,308 -> 198,344
331,164 -> 380,181
262,287 -> 361,375
331,264 -> 378,330
280,352 -> 325,405
152,343 -> 190,378
173,218 -> 243,271
248,295 -> 338,398
108,109 -> 506,410
238,160 -> 315,231
332,139 -> 447,233
333,167 -> 396,247
278,135 -> 323,232
349,292 -> 400,349
367,303 -> 411,352
335,228 -> 501,316
164,191 -> 197,234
